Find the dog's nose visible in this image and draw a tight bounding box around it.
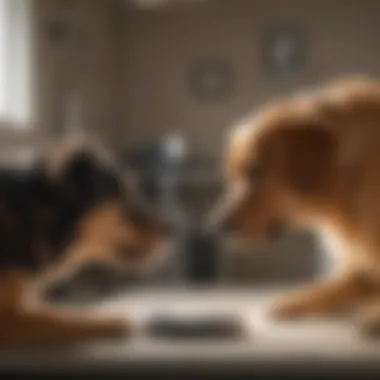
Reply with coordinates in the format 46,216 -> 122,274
206,213 -> 234,235
215,218 -> 231,234
160,217 -> 179,236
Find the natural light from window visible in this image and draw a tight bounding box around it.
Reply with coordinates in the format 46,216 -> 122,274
0,0 -> 32,129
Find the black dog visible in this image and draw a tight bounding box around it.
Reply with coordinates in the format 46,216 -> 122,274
0,139 -> 168,349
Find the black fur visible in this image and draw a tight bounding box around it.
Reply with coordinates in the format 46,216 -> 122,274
0,151 -> 124,272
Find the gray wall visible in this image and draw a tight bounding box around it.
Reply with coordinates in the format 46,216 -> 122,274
121,0 -> 380,158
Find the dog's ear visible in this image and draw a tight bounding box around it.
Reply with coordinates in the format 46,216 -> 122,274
62,150 -> 99,188
274,125 -> 337,195
46,146 -> 121,204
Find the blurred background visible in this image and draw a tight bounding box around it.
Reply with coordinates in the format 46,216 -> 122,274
2,0 -> 380,374
1,0 -> 379,289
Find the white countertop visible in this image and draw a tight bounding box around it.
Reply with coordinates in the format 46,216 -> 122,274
1,287 -> 380,371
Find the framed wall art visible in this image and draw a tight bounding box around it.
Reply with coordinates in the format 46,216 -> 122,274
188,58 -> 233,102
261,26 -> 307,77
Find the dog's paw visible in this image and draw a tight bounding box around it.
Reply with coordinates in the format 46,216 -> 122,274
266,292 -> 340,320
267,296 -> 311,320
356,310 -> 380,339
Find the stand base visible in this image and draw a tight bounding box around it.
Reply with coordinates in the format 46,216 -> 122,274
146,312 -> 246,340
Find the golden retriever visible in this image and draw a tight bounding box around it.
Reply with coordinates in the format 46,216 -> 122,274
213,75 -> 380,335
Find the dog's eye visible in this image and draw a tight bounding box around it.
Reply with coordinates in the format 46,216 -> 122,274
245,166 -> 261,182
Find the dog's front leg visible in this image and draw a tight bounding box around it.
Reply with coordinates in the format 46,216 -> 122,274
352,298 -> 380,337
0,309 -> 130,349
268,271 -> 375,320
0,270 -> 131,350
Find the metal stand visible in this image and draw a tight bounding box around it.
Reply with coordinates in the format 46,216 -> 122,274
159,133 -> 224,287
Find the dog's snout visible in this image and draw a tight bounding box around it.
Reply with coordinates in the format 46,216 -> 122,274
127,203 -> 153,229
127,202 -> 175,237
208,213 -> 234,234
159,217 -> 178,236
217,216 -> 233,233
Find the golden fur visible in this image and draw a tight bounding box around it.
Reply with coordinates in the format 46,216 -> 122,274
216,75 -> 380,335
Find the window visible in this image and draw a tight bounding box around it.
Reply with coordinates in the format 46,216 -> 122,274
0,0 -> 33,128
